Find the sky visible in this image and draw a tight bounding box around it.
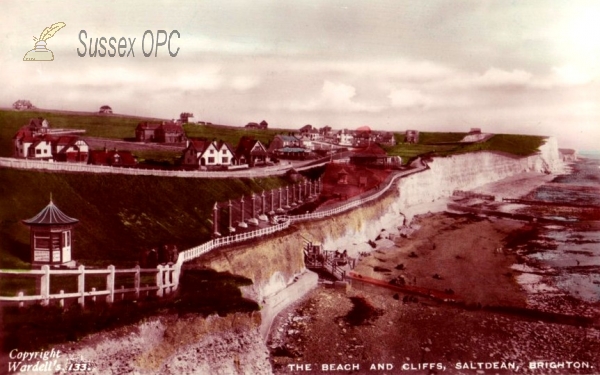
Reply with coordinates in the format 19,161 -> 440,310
1,0 -> 599,150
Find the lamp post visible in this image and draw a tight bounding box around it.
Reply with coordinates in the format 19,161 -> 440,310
239,196 -> 248,228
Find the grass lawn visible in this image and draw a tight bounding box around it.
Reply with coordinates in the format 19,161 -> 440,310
384,132 -> 545,163
0,168 -> 289,269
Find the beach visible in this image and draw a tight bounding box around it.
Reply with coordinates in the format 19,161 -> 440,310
269,168 -> 600,374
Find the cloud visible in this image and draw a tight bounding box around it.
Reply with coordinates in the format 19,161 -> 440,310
286,81 -> 383,113
388,88 -> 434,109
474,68 -> 533,87
230,75 -> 260,91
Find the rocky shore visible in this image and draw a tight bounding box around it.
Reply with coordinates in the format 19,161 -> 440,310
269,170 -> 600,374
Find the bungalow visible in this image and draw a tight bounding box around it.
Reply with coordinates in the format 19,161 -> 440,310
181,139 -> 237,169
88,148 -> 137,167
135,121 -> 185,143
268,134 -> 301,153
53,136 -> 90,163
350,143 -> 400,168
235,136 -> 268,167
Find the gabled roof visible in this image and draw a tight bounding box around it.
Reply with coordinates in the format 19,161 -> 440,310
214,140 -> 236,155
353,143 -> 387,156
55,136 -> 87,154
30,135 -> 55,148
28,118 -> 45,128
236,136 -> 266,156
276,135 -> 299,142
189,139 -> 211,153
136,122 -> 161,130
160,122 -> 184,132
23,200 -> 78,226
13,127 -> 37,142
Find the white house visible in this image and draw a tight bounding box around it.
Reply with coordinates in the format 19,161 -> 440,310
182,139 -> 237,169
337,129 -> 354,146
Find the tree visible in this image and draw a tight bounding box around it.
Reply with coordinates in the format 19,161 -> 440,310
13,100 -> 34,110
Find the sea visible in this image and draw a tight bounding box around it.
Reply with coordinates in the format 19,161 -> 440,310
523,154 -> 600,303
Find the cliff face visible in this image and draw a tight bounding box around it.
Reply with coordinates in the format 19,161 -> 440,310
398,137 -> 564,208
54,140 -> 565,373
201,137 -> 565,302
55,312 -> 272,375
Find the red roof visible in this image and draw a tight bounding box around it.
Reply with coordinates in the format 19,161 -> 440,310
353,143 -> 387,156
88,149 -> 137,166
136,122 -> 161,130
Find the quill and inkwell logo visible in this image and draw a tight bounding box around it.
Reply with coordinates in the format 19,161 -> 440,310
23,22 -> 66,61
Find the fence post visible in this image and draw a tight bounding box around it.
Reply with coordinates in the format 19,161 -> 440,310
59,290 -> 64,308
156,265 -> 164,297
40,265 -> 50,306
91,287 -> 96,303
78,264 -> 85,307
106,265 -> 115,303
18,291 -> 24,308
164,265 -> 171,295
134,265 -> 140,299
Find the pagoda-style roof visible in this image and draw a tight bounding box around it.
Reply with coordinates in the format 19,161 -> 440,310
22,201 -> 79,226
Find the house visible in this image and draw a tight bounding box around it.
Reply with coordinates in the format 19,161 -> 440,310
350,143 -> 399,167
88,148 -> 137,166
268,134 -> 302,153
299,125 -> 320,141
235,136 -> 268,167
26,135 -> 54,160
99,105 -> 113,114
179,112 -> 194,123
405,130 -> 419,144
245,120 -> 268,129
135,121 -> 185,143
53,136 -> 90,163
181,139 -> 237,169
320,126 -> 333,137
337,129 -> 354,146
272,147 -> 308,160
378,132 -> 396,146
13,118 -> 88,162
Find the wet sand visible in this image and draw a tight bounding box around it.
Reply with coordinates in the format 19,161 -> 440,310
269,211 -> 600,374
269,171 -> 600,374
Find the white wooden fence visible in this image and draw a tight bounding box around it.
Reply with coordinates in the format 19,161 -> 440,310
0,157 -> 330,178
0,161 -> 428,307
0,264 -> 177,307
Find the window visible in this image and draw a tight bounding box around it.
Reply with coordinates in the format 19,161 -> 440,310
210,149 -> 214,154
208,157 -> 215,163
63,231 -> 70,247
43,149 -> 47,154
222,157 -> 228,164
222,149 -> 227,154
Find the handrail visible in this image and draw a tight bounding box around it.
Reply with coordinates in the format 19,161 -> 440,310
1,161 -> 430,307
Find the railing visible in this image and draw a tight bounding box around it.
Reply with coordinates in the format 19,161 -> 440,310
1,159 -> 429,308
0,157 -> 329,178
0,264 -> 177,307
